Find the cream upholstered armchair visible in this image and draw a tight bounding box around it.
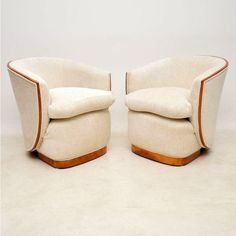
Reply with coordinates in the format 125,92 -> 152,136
125,56 -> 228,166
8,57 -> 115,168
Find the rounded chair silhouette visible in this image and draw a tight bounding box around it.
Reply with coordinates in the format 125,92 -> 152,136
125,56 -> 228,166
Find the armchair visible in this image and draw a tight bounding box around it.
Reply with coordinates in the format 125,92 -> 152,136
125,56 -> 228,166
8,57 -> 114,168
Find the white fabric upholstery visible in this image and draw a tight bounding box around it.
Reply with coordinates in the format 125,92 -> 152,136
9,57 -> 111,90
126,56 -> 226,93
126,56 -> 228,156
48,87 -> 114,119
38,110 -> 110,161
8,57 -> 113,161
8,69 -> 50,151
128,111 -> 201,157
190,68 -> 227,148
126,87 -> 192,119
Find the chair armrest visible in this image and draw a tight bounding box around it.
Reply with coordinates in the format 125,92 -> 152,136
8,63 -> 50,151
189,64 -> 228,148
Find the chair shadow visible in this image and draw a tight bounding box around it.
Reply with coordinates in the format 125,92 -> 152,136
26,150 -> 38,159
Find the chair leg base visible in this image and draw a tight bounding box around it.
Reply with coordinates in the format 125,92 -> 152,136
38,147 -> 107,169
131,145 -> 201,166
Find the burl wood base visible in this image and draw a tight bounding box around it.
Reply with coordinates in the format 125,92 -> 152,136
131,145 -> 201,166
38,147 -> 107,169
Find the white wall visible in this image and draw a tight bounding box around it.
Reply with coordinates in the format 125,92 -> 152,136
1,0 -> 236,135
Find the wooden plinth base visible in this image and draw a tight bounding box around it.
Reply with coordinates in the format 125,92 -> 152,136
38,147 -> 107,169
131,145 -> 201,166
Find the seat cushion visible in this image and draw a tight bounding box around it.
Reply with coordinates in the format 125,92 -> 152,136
125,87 -> 192,119
48,87 -> 114,119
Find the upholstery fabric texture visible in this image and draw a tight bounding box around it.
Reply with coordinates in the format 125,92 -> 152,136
126,87 -> 192,119
8,69 -> 50,151
9,57 -> 111,90
126,56 -> 228,153
8,57 -> 113,161
126,56 -> 226,93
190,69 -> 227,147
48,87 -> 115,119
128,111 -> 201,157
38,110 -> 110,161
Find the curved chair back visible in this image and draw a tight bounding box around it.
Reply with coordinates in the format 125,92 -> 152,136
126,56 -> 227,93
8,58 -> 111,90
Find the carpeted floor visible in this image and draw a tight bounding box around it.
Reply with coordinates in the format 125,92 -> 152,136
1,128 -> 236,236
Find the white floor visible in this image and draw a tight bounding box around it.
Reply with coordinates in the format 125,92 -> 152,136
1,128 -> 236,236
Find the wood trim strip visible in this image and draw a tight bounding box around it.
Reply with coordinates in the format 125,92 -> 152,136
198,57 -> 228,148
132,145 -> 201,166
109,72 -> 112,91
125,72 -> 128,94
7,61 -> 42,151
38,147 -> 107,168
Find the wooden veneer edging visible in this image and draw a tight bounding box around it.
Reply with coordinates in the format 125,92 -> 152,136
197,57 -> 228,148
132,145 -> 201,166
38,146 -> 107,168
109,72 -> 112,91
7,61 -> 42,151
125,72 -> 128,94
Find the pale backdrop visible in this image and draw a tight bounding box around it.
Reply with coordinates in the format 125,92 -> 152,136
1,0 -> 236,135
